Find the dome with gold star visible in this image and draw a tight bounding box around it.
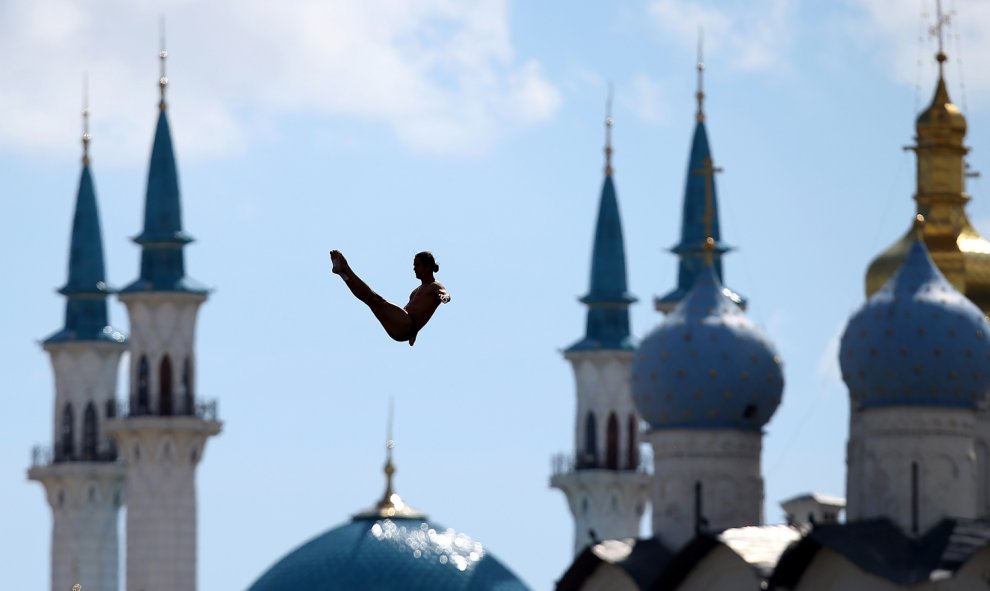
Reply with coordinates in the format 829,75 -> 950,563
843,220 -> 990,410
631,247 -> 784,431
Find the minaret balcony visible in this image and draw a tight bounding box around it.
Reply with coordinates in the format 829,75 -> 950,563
115,398 -> 219,421
550,451 -> 652,476
30,438 -> 118,467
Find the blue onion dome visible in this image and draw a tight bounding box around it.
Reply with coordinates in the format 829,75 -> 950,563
247,515 -> 529,591
632,257 -> 784,430
249,450 -> 530,591
840,228 -> 990,410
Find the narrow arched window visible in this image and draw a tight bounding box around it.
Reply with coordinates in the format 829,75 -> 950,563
160,355 -> 173,416
82,402 -> 98,460
627,414 -> 639,470
182,357 -> 194,416
60,403 -> 74,461
583,412 -> 598,468
137,355 -> 150,415
606,412 -> 619,470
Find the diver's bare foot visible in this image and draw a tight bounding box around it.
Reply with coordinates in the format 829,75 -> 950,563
329,250 -> 351,281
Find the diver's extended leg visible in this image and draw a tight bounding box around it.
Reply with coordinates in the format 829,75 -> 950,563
330,250 -> 413,341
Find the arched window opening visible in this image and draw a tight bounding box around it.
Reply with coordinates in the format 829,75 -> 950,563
694,481 -> 705,534
159,355 -> 173,416
60,403 -> 75,461
137,355 -> 150,415
182,357 -> 194,416
627,414 -> 639,470
82,403 -> 98,460
582,412 -> 598,468
606,413 -> 619,470
911,461 -> 920,534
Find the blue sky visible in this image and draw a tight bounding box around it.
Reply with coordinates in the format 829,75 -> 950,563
5,1 -> 990,589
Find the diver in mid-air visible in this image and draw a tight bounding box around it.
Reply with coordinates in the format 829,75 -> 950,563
329,250 -> 451,346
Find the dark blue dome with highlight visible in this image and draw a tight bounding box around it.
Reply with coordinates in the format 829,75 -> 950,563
632,266 -> 783,431
840,238 -> 990,409
248,516 -> 530,591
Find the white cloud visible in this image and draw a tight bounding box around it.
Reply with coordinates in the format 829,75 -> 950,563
847,0 -> 990,106
646,0 -> 795,72
0,0 -> 560,163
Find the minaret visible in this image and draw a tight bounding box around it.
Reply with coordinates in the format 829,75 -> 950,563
842,215 -> 990,533
550,96 -> 650,555
866,3 -> 990,313
105,37 -> 221,591
28,83 -> 128,591
656,42 -> 744,313
632,158 -> 784,548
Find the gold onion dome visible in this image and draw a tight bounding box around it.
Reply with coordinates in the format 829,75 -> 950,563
865,62 -> 990,314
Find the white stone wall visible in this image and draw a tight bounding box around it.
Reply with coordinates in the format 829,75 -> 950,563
119,292 -> 205,414
553,349 -> 650,555
31,340 -> 126,591
44,341 -> 125,456
645,429 -> 764,549
550,470 -> 651,554
106,417 -> 220,591
566,350 -> 641,468
846,407 -> 977,533
28,463 -> 124,591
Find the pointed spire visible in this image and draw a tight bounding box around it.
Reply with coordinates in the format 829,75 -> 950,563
604,84 -> 614,177
123,32 -> 205,294
158,17 -> 168,111
81,74 -> 91,166
931,0 -> 950,79
45,91 -> 125,345
657,55 -> 744,313
354,400 -> 424,519
696,28 -> 705,123
567,99 -> 636,353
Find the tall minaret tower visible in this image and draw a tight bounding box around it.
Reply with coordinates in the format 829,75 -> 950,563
550,96 -> 651,555
656,42 -> 744,313
28,84 -> 128,591
105,37 -> 221,591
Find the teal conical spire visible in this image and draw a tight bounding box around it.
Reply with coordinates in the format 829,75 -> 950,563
567,106 -> 636,352
122,50 -> 204,294
45,104 -> 125,344
656,56 -> 744,313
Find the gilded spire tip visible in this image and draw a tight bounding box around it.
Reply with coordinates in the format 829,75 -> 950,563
930,0 -> 951,77
81,73 -> 91,166
604,83 -> 614,177
696,27 -> 705,123
158,17 -> 168,111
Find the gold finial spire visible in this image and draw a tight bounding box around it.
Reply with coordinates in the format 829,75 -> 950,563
696,156 -> 722,259
158,17 -> 168,111
930,0 -> 950,76
696,27 -> 705,123
81,73 -> 91,166
604,84 -> 614,177
354,399 -> 424,520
